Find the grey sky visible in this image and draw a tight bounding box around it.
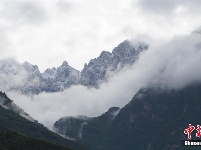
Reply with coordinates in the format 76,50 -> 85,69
0,0 -> 201,71
139,0 -> 201,14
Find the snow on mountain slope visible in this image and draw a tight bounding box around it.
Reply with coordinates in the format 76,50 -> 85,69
42,61 -> 81,92
80,40 -> 148,87
0,40 -> 148,94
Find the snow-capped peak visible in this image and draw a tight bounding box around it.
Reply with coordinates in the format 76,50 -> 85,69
61,61 -> 68,66
0,39 -> 148,94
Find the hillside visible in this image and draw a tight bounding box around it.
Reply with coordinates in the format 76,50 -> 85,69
0,91 -> 36,122
54,84 -> 201,150
0,130 -> 72,150
108,84 -> 201,150
54,107 -> 120,150
0,92 -> 91,150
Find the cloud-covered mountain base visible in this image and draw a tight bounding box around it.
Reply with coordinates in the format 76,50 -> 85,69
54,83 -> 201,150
8,32 -> 201,129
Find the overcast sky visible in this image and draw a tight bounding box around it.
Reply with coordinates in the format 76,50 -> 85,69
1,0 -> 201,129
1,0 -> 201,71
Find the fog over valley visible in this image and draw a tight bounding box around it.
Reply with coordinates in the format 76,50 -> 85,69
5,31 -> 201,129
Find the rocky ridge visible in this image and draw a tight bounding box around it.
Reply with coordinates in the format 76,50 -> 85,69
0,40 -> 148,94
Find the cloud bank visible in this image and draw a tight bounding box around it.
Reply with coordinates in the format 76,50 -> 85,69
7,32 -> 201,129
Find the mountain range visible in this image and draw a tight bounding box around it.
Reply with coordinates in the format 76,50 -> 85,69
0,40 -> 148,95
2,75 -> 201,150
1,34 -> 201,150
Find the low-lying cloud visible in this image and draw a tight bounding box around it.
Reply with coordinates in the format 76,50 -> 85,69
6,32 -> 201,129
